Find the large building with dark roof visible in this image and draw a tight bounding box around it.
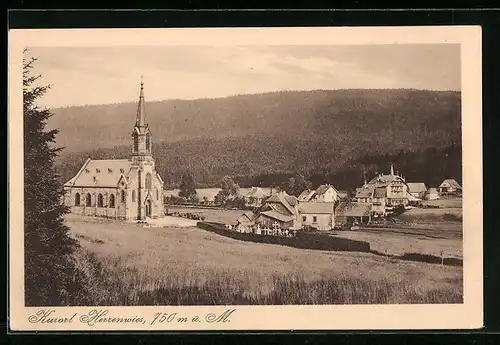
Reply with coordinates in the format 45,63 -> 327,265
63,80 -> 164,220
356,164 -> 410,211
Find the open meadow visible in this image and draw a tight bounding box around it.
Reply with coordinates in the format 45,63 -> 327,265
67,214 -> 463,306
334,197 -> 463,260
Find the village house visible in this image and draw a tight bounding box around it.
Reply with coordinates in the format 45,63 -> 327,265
364,164 -> 410,210
299,201 -> 335,230
371,187 -> 387,216
254,191 -> 301,231
298,184 -> 339,203
335,201 -> 372,228
298,189 -> 315,202
352,164 -> 412,216
63,80 -> 164,220
337,190 -> 350,199
354,186 -> 373,204
241,187 -> 270,208
235,189 -> 339,234
235,211 -> 256,233
438,179 -> 462,196
407,182 -> 428,199
423,187 -> 440,200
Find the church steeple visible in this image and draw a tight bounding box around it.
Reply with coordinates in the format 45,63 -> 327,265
136,76 -> 146,128
131,77 -> 153,163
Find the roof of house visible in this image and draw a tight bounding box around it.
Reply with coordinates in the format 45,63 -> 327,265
406,191 -> 421,201
64,159 -> 133,188
337,190 -> 349,198
298,189 -> 315,202
407,182 -> 427,194
242,187 -> 267,199
355,186 -> 374,198
284,194 -> 298,206
237,211 -> 255,223
373,187 -> 387,198
368,174 -> 404,185
260,210 -> 295,223
299,202 -> 335,214
439,179 -> 462,189
426,187 -> 439,194
264,191 -> 297,215
335,201 -> 372,217
315,184 -> 338,196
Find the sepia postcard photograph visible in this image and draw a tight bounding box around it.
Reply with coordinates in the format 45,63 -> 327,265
8,26 -> 483,331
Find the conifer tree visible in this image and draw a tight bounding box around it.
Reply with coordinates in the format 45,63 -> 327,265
23,53 -> 84,306
179,171 -> 197,198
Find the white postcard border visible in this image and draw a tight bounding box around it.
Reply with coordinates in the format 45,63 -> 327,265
8,26 -> 483,331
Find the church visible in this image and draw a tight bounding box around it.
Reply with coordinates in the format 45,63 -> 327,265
63,80 -> 165,220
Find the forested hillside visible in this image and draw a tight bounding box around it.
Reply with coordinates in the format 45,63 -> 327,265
54,89 -> 461,189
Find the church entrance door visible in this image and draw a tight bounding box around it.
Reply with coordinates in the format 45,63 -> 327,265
145,199 -> 152,218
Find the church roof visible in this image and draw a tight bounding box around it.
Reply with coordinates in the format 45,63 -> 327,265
64,159 -> 133,188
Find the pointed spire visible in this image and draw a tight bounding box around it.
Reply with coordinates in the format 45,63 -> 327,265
136,76 -> 146,128
390,164 -> 394,176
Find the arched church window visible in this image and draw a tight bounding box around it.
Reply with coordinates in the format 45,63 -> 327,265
145,173 -> 152,190
86,193 -> 92,207
109,194 -> 115,208
133,133 -> 139,152
132,190 -> 136,202
97,193 -> 104,207
146,133 -> 151,152
121,190 -> 125,203
75,193 -> 80,206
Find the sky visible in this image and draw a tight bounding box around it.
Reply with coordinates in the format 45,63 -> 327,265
27,44 -> 461,108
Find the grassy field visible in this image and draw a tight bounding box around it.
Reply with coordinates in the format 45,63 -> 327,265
420,197 -> 463,209
334,198 -> 463,261
333,231 -> 462,259
67,214 -> 462,305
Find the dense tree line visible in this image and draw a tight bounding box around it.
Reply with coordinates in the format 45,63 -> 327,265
58,141 -> 461,196
54,88 -> 461,192
48,89 -> 461,154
